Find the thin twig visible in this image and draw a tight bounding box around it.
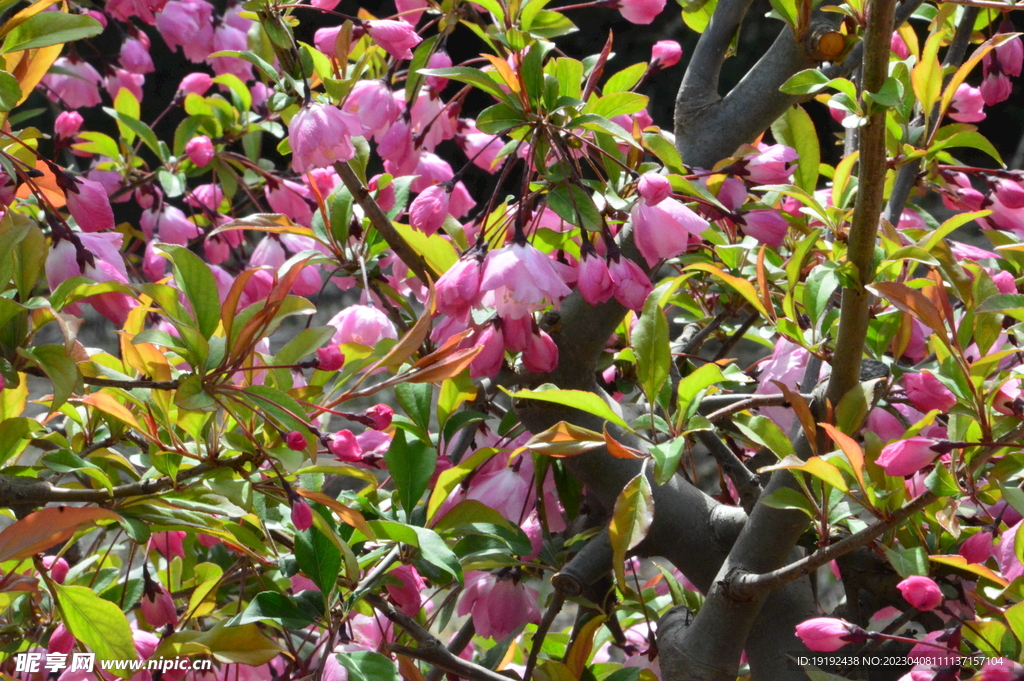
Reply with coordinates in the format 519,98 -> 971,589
524,592 -> 566,681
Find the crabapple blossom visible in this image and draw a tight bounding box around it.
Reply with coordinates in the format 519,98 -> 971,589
42,58 -> 102,108
608,254 -> 653,311
365,20 -> 422,60
480,242 -> 572,319
651,40 -> 682,68
289,102 -> 359,173
185,135 -> 215,167
64,177 -> 115,233
616,0 -> 665,24
876,437 -> 941,477
897,576 -> 944,611
457,570 -> 541,640
794,618 -> 868,651
904,371 -> 957,413
291,500 -> 313,531
948,84 -> 986,122
632,194 -> 708,267
327,305 -> 398,346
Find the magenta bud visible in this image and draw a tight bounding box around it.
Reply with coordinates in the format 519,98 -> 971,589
317,346 -> 345,371
286,431 -> 308,451
291,500 -> 313,531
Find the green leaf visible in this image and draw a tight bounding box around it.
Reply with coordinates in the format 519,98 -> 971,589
18,345 -> 78,410
633,291 -> 670,404
368,521 -> 462,585
732,414 -> 795,459
155,244 -> 220,339
504,387 -> 630,430
336,651 -> 400,681
604,63 -> 647,94
0,70 -> 21,111
675,364 -> 727,427
56,585 -> 137,678
295,527 -> 342,596
383,429 -> 437,515
584,92 -> 648,119
476,102 -> 527,134
0,13 -> 102,53
395,382 -> 432,433
977,294 -> 1024,314
234,591 -> 315,629
883,545 -> 929,578
651,437 -> 685,486
759,487 -> 816,516
610,471 -> 654,592
681,0 -> 717,32
924,463 -> 959,497
770,105 -> 819,194
546,183 -> 603,231
931,130 -> 1004,166
779,69 -> 831,95
419,67 -> 509,101
104,108 -> 163,160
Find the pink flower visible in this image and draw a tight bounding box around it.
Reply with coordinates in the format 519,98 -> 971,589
467,466 -> 531,520
501,314 -> 531,353
315,26 -> 343,58
980,72 -> 1012,106
425,51 -> 453,92
743,143 -> 799,184
436,255 -> 483,317
329,429 -> 362,462
312,0 -> 340,8
409,185 -> 450,235
141,205 -> 202,244
366,404 -> 394,430
266,179 -> 314,226
185,135 -> 215,166
179,72 -> 213,96
794,617 -> 866,652
396,0 -> 428,24
990,24 -> 1023,78
141,585 -> 178,628
740,209 -> 790,247
286,431 -> 308,451
188,183 -> 225,211
327,305 -> 398,346
317,345 -> 346,371
105,68 -> 145,102
523,330 -> 558,373
948,84 -> 986,122
651,40 -> 682,69
904,371 -> 956,413
208,23 -> 253,79
480,242 -> 572,319
638,173 -> 672,205
152,530 -> 186,559
577,249 -> 615,305
156,0 -> 215,62
378,116 -> 416,170
632,196 -> 708,267
290,102 -> 359,173
343,80 -> 401,141
365,19 -> 422,60
470,323 -> 505,379
876,437 -> 940,477
457,570 -> 541,639
41,556 -> 69,583
54,111 -> 84,138
43,57 -> 102,108
65,177 -> 115,233
959,530 -> 995,564
891,32 -> 910,59
457,119 -> 504,173
996,520 -> 1024,582
121,37 -> 155,74
48,624 -> 74,655
292,500 -> 314,531
896,576 -> 943,611
616,0 -> 665,24
994,178 -> 1024,210
978,658 -> 1024,681
45,233 -> 136,326
386,565 -> 426,616
608,255 -> 653,311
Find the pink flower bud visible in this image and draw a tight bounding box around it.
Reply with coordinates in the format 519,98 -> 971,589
608,255 -> 653,311
741,209 -> 790,247
291,500 -> 313,531
42,556 -> 69,584
436,256 -> 482,317
638,173 -> 671,205
366,19 -> 423,61
948,84 -> 986,123
616,0 -> 665,24
890,32 -> 910,59
470,324 -> 505,379
426,51 -> 453,92
366,404 -> 394,430
409,185 -> 450,235
54,111 -> 83,138
875,436 -> 940,477
0,375 -> 5,391
632,196 -> 708,267
328,305 -> 398,346
386,565 -> 426,616
141,585 -> 178,628
904,371 -> 956,413
66,177 -> 115,233
48,624 -> 74,654
286,431 -> 308,451
456,570 -> 541,640
795,617 -> 866,651
896,575 -> 943,611
311,0 -> 340,9
151,530 -> 186,560
185,135 -> 215,167
370,174 -> 397,212
328,429 -> 362,462
959,530 -> 995,564
179,72 -> 213,96
994,178 -> 1024,210
314,26 -> 343,58
523,330 -> 558,374
317,345 -> 346,371
744,143 -> 799,184
577,250 -> 615,306
651,40 -> 682,69
121,37 -> 155,74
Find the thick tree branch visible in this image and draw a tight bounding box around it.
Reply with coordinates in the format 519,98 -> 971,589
695,431 -> 761,513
